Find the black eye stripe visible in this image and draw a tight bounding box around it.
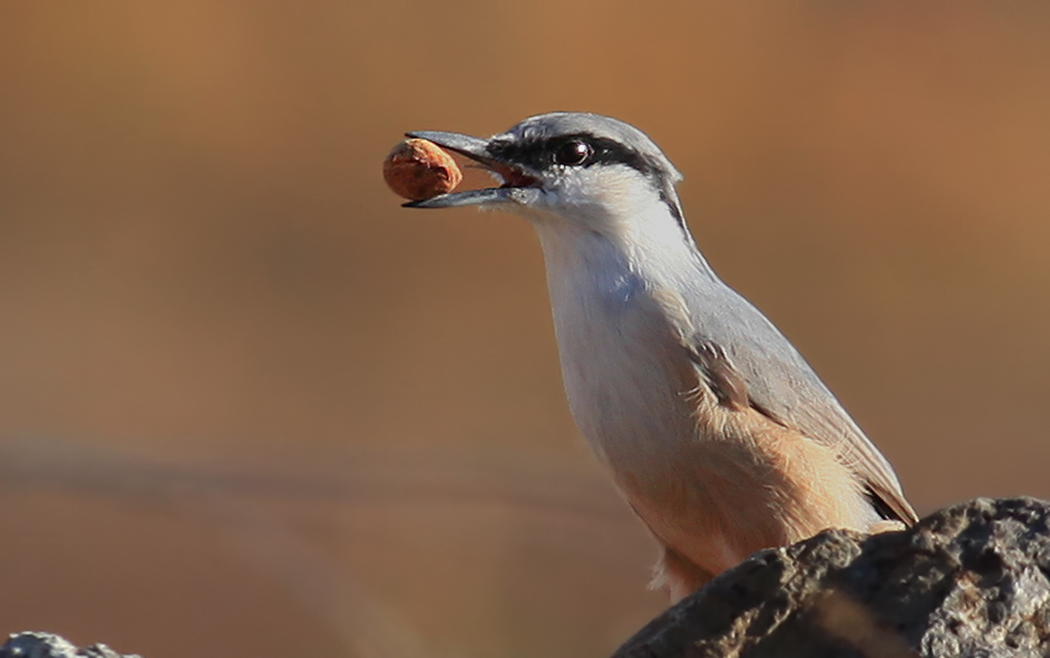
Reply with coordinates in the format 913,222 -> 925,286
486,130 -> 691,244
487,133 -> 661,178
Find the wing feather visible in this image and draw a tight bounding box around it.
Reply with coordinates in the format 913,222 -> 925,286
686,283 -> 919,526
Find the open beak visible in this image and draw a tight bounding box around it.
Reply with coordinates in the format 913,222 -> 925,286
401,130 -> 539,209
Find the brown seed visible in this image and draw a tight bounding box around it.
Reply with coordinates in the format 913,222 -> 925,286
383,138 -> 463,201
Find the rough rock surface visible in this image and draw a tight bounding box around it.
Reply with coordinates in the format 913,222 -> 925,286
613,497 -> 1050,658
1,632 -> 141,658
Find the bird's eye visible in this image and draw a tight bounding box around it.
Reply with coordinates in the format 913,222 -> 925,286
554,140 -> 592,166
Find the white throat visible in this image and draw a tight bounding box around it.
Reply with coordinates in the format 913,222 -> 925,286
527,198 -> 710,478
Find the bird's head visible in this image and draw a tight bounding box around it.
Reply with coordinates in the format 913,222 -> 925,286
405,113 -> 688,239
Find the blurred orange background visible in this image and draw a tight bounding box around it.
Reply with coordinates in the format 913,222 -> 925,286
1,3 -> 1048,657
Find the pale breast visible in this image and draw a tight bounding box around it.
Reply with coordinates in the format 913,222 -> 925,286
538,231 -> 701,480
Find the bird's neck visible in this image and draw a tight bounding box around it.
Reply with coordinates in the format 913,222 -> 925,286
528,204 -> 713,473
531,202 -> 718,299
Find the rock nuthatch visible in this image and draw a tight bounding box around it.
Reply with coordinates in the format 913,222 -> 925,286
404,112 -> 917,601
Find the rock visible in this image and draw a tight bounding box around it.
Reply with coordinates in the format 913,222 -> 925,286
613,497 -> 1050,658
1,632 -> 141,658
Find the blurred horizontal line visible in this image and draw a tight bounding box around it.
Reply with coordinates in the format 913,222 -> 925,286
0,436 -> 629,521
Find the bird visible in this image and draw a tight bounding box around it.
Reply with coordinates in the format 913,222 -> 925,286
402,112 -> 917,602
